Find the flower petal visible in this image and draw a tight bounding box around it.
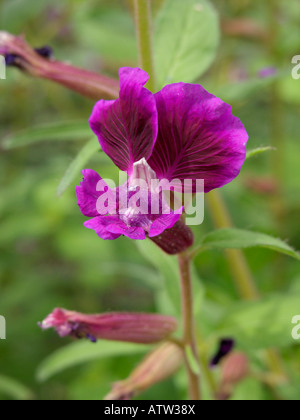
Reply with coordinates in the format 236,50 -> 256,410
89,67 -> 158,174
76,169 -> 115,217
148,211 -> 183,238
148,83 -> 248,193
84,216 -> 122,240
107,220 -> 146,240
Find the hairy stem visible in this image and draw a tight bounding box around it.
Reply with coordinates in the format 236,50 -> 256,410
178,253 -> 201,400
134,0 -> 157,92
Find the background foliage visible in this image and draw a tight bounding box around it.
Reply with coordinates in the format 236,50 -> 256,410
0,0 -> 300,400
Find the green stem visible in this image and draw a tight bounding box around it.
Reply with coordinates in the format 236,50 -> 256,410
178,253 -> 201,400
268,0 -> 286,226
196,331 -> 218,396
134,0 -> 157,92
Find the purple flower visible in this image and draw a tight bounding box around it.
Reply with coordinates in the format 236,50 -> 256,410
39,308 -> 178,344
258,66 -> 277,79
76,67 -> 248,242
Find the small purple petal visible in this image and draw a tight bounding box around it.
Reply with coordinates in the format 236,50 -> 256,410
76,169 -> 114,217
148,211 -> 182,238
210,338 -> 235,367
89,67 -> 158,174
84,216 -> 122,240
148,83 -> 248,193
107,220 -> 146,240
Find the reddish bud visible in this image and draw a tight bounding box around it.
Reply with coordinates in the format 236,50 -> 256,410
217,352 -> 250,400
104,343 -> 183,400
0,32 -> 119,100
39,308 -> 178,344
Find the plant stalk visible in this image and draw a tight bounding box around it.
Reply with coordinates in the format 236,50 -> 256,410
178,253 -> 201,400
134,0 -> 157,92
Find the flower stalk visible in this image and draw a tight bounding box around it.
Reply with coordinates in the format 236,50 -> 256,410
134,0 -> 157,93
178,253 -> 201,400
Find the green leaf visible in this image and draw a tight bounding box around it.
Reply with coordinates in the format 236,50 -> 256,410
211,70 -> 289,103
154,0 -> 220,88
0,374 -> 34,400
2,120 -> 92,149
215,292 -> 300,350
36,340 -> 150,382
246,146 -> 275,160
57,138 -> 101,196
185,346 -> 201,375
194,228 -> 300,260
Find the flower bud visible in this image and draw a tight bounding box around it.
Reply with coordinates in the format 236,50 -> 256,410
150,219 -> 194,255
39,308 -> 178,344
0,32 -> 119,100
217,352 -> 249,400
104,343 -> 183,400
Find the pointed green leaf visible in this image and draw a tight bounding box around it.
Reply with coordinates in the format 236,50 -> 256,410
194,228 -> 300,260
246,146 -> 275,160
36,340 -> 150,382
185,346 -> 201,375
0,374 -> 34,400
154,0 -> 220,88
3,121 -> 92,149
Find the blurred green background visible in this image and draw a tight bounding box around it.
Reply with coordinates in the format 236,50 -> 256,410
0,0 -> 300,400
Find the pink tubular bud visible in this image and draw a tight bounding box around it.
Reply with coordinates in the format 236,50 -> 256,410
39,308 -> 178,344
104,343 -> 183,400
0,32 -> 119,100
217,352 -> 250,400
150,219 -> 194,255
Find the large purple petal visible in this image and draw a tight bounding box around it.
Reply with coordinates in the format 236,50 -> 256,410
89,67 -> 158,175
148,83 -> 248,193
76,169 -> 115,217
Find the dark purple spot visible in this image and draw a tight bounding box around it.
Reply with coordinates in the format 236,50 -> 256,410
86,334 -> 97,343
210,338 -> 235,367
5,54 -> 20,67
34,46 -> 53,59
